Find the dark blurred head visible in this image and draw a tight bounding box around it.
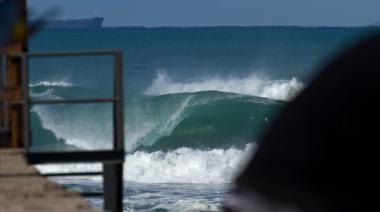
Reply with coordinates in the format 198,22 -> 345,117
225,33 -> 380,212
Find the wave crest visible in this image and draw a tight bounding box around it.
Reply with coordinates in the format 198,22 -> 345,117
144,70 -> 303,101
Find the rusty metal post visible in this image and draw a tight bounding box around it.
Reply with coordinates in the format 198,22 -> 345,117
103,162 -> 123,212
113,51 -> 124,151
103,50 -> 124,212
1,0 -> 28,148
20,54 -> 30,148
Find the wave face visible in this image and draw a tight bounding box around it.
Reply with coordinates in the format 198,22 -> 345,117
129,70 -> 296,151
127,90 -> 283,152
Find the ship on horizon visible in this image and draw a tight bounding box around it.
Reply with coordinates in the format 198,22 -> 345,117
43,16 -> 104,28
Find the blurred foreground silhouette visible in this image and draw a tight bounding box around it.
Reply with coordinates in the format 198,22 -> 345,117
225,33 -> 378,211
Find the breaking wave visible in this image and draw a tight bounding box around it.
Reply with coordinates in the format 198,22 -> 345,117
29,78 -> 285,152
31,73 -> 295,184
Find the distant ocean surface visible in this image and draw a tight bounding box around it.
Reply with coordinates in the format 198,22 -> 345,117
29,26 -> 370,211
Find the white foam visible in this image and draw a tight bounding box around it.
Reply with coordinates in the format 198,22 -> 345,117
36,163 -> 102,177
30,80 -> 74,87
124,144 -> 254,184
37,144 -> 255,184
144,70 -> 303,101
153,200 -> 221,211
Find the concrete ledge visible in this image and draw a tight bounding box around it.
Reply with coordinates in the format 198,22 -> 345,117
0,149 -> 97,212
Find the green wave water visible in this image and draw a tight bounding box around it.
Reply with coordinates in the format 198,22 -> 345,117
30,84 -> 283,152
133,91 -> 283,152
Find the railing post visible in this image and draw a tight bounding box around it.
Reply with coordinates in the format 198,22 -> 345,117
107,50 -> 124,212
21,54 -> 30,148
113,50 -> 124,151
0,54 -> 7,129
103,162 -> 123,212
12,50 -> 126,211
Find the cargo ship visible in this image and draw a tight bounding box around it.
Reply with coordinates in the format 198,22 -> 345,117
44,16 -> 104,28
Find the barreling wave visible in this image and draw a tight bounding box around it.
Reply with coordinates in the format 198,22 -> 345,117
30,76 -> 291,184
144,70 -> 303,101
29,77 -> 286,152
127,91 -> 283,152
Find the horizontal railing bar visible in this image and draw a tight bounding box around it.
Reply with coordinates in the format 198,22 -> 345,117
31,98 -> 118,104
9,50 -> 121,58
27,150 -> 125,164
8,100 -> 25,105
43,172 -> 103,177
9,99 -> 117,105
81,192 -> 103,197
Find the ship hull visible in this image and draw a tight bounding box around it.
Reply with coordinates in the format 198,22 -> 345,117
45,17 -> 104,28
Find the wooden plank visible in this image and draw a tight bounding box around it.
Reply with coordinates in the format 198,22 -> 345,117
5,45 -> 24,148
0,149 -> 97,212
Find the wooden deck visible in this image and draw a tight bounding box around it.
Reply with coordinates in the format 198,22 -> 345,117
0,149 -> 96,212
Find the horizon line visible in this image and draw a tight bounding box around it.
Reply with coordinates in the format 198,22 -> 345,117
101,24 -> 379,28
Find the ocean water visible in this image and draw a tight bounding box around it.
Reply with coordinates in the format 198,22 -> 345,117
29,26 -> 369,211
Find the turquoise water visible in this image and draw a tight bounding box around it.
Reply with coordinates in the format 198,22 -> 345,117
30,26 -> 369,211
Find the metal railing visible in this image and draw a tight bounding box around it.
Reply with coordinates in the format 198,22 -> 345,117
9,50 -> 125,212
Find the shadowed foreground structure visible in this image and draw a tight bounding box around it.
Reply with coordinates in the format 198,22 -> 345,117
225,33 -> 379,211
0,149 -> 96,212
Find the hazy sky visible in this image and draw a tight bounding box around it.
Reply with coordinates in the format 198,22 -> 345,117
29,0 -> 380,27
